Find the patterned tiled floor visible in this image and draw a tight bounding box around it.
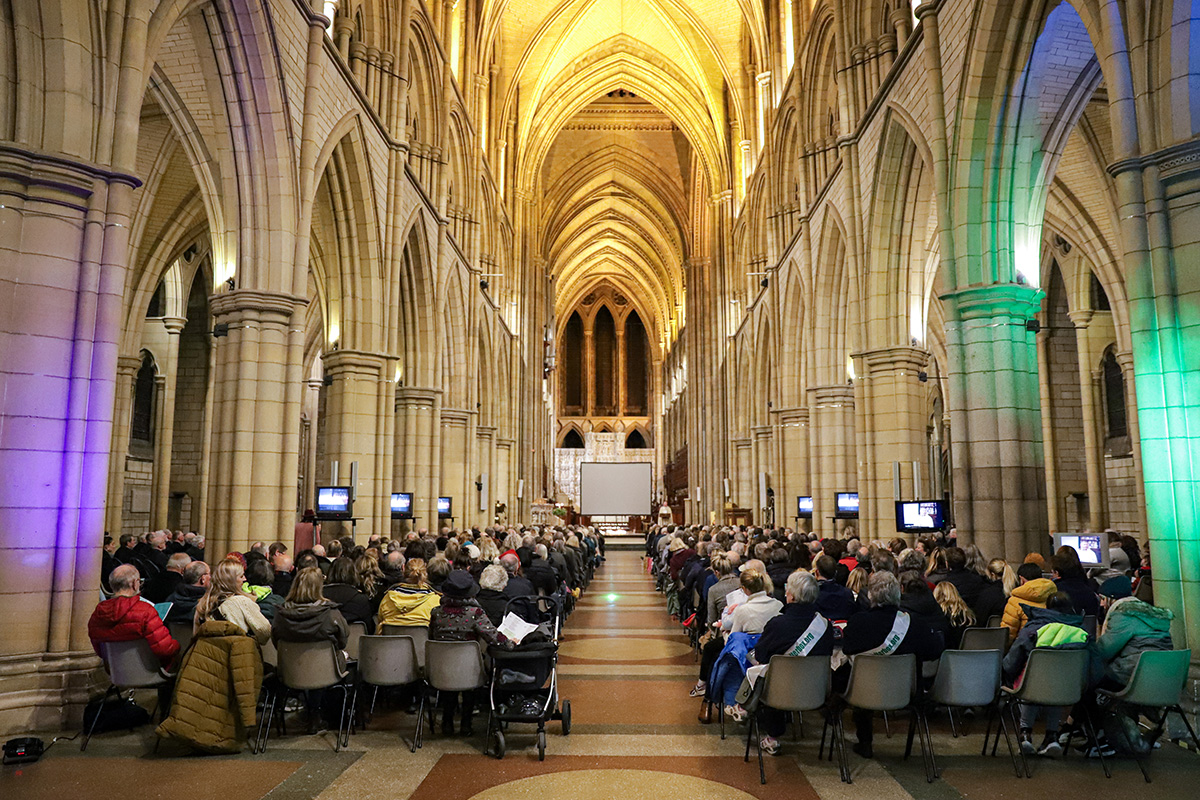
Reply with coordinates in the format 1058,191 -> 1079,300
8,550 -> 1200,799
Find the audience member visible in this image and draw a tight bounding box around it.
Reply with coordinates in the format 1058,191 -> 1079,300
87,564 -> 179,666
244,558 -> 285,621
164,561 -> 211,625
195,559 -> 272,644
322,557 -> 373,628
376,558 -> 441,630
1001,562 -> 1056,644
143,552 -> 191,603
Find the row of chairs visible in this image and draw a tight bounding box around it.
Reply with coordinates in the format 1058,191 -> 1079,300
742,647 -> 1197,786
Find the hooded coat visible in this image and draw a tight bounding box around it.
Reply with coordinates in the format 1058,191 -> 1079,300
1002,605 -> 1095,684
1001,578 -> 1058,643
376,583 -> 441,630
87,595 -> 179,665
155,620 -> 263,753
1096,597 -> 1174,684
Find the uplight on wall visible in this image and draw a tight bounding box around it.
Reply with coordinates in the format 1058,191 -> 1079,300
846,354 -> 856,382
327,321 -> 340,349
1014,236 -> 1041,288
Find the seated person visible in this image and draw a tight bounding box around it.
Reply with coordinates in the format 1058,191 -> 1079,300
711,568 -> 783,720
195,559 -> 273,645
933,581 -> 976,649
272,566 -> 350,663
1001,562 -> 1057,644
840,571 -> 944,758
693,552 -> 741,703
899,570 -> 951,646
1094,575 -> 1172,688
1002,592 -> 1089,757
751,571 -> 835,755
815,555 -> 857,621
376,558 -> 441,631
321,556 -> 373,628
244,558 -> 286,621
476,564 -> 510,627
272,554 -> 295,597
499,552 -> 535,598
88,564 -> 179,667
1052,546 -> 1100,618
163,561 -> 211,625
142,552 -> 191,603
525,545 -> 561,596
430,570 -> 510,736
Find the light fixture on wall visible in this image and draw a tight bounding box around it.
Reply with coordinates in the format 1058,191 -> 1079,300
918,371 -> 928,383
1025,319 -> 1041,334
224,277 -> 235,291
480,279 -> 489,290
760,278 -> 768,288
211,323 -> 229,338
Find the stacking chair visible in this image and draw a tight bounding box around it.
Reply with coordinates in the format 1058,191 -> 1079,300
996,647 -> 1092,778
925,649 -> 1014,776
346,621 -> 368,660
414,640 -> 487,749
743,655 -> 832,784
825,653 -> 930,784
167,621 -> 193,654
255,641 -> 354,754
1081,615 -> 1098,638
383,624 -> 430,670
82,640 -> 172,751
356,635 -> 421,747
987,614 -> 1003,628
1096,648 -> 1200,782
960,627 -> 1007,652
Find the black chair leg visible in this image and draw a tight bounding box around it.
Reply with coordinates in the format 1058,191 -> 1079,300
1079,710 -> 1112,778
411,687 -> 425,753
1172,705 -> 1200,751
904,712 -> 917,759
1009,703 -> 1031,778
81,685 -> 118,751
920,709 -> 939,781
981,702 -> 997,756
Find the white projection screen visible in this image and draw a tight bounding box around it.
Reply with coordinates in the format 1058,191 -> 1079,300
579,462 -> 653,516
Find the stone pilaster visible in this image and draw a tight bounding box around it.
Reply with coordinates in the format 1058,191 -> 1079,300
321,349 -> 390,540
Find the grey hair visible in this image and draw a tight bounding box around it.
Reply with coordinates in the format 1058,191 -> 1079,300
109,564 -> 140,592
867,571 -> 901,608
182,561 -> 210,585
479,564 -> 509,592
786,570 -> 819,604
166,552 -> 192,571
535,543 -> 548,559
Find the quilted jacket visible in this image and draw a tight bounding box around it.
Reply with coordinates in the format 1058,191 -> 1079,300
88,595 -> 179,665
155,620 -> 263,753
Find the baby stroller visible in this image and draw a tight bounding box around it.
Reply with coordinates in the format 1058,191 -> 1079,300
485,595 -> 571,760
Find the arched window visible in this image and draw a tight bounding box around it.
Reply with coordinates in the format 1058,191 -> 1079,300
593,306 -> 617,415
561,312 -> 585,415
561,429 -> 584,449
626,429 -> 647,449
1102,349 -> 1127,440
624,310 -> 649,415
130,353 -> 157,447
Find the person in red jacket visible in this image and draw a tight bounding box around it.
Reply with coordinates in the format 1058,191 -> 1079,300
88,564 -> 179,667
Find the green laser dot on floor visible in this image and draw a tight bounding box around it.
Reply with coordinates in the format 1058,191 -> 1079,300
607,593 -> 619,602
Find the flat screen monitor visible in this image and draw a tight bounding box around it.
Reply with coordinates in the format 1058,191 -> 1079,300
834,492 -> 859,518
1054,532 -> 1110,568
315,486 -> 352,520
796,496 -> 814,518
391,492 -> 413,519
895,500 -> 947,533
437,496 -> 452,517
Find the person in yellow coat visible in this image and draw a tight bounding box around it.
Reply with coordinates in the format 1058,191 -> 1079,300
376,558 -> 441,631
1001,562 -> 1058,644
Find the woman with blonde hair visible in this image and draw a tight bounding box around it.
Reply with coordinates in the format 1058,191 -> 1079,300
272,566 -> 349,656
354,551 -> 385,602
376,557 -> 441,630
933,580 -> 976,648
195,558 -> 272,644
846,567 -> 869,600
477,536 -> 500,564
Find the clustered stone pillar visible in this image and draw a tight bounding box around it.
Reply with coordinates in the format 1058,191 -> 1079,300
808,385 -> 856,534
206,290 -> 308,558
0,145 -> 140,730
856,346 -> 930,541
321,350 -> 390,538
942,284 -> 1046,560
395,387 -> 442,532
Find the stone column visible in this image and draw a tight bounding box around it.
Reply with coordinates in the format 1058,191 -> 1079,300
857,346 -> 930,542
206,290 -> 307,558
808,385 -> 856,536
395,387 -> 441,531
302,378 -> 323,513
440,408 -> 471,528
321,350 -> 387,540
151,316 -> 186,529
616,327 -> 626,416
584,323 -> 595,417
941,284 -> 1046,560
1036,330 -> 1061,534
777,407 -> 811,532
1068,309 -> 1106,531
105,355 -> 143,536
0,145 -> 140,730
1114,351 -> 1149,539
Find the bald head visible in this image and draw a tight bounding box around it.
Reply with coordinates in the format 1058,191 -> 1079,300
500,552 -> 520,575
109,564 -> 141,595
166,552 -> 191,573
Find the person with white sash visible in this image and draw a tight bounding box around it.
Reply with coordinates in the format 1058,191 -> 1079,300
838,570 -> 944,758
747,571 -> 835,755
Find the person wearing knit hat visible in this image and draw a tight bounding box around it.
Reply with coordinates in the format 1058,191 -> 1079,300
1098,575 -> 1132,600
